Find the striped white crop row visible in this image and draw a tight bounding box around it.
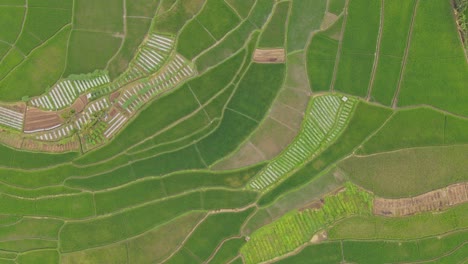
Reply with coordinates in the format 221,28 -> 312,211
0,106 -> 23,130
249,95 -> 357,190
104,113 -> 127,138
73,75 -> 110,93
31,75 -> 110,110
36,125 -> 74,141
85,98 -> 109,115
134,34 -> 174,74
119,54 -> 194,114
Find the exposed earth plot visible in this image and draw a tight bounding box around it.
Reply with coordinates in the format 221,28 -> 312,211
0,0 -> 466,263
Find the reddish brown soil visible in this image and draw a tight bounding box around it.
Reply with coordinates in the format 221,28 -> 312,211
253,49 -> 286,63
110,91 -> 121,102
374,183 -> 468,217
21,137 -> 79,153
71,95 -> 88,113
24,107 -> 63,132
0,102 -> 26,114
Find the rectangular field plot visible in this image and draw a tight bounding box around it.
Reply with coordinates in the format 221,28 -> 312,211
249,94 -> 357,190
253,49 -> 285,63
258,1 -> 290,48
306,33 -> 339,91
73,0 -> 123,32
398,0 -> 468,116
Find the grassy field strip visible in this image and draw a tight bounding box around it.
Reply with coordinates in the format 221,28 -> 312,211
329,0 -> 348,92
241,183 -> 373,263
391,0 -> 419,108
249,94 -> 357,190
365,0 -> 384,100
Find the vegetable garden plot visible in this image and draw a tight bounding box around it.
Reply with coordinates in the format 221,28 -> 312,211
249,94 -> 357,190
117,54 -> 195,115
0,105 -> 23,130
241,183 -> 373,263
30,74 -> 110,110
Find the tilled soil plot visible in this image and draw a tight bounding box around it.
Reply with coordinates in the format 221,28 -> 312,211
21,137 -> 79,153
253,49 -> 286,63
24,107 -> 63,132
374,182 -> 468,216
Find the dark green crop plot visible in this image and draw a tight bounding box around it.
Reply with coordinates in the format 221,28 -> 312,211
209,238 -> 245,263
275,242 -> 342,264
258,1 -> 289,48
307,33 -> 338,91
228,63 -> 285,121
65,30 -> 122,75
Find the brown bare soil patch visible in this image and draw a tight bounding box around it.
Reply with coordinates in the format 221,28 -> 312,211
110,91 -> 121,103
310,230 -> 328,244
321,12 -> 339,30
374,182 -> 468,217
21,137 -> 79,153
253,49 -> 286,63
71,95 -> 88,114
24,107 -> 63,132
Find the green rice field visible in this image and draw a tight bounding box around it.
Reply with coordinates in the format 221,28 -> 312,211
0,0 -> 466,263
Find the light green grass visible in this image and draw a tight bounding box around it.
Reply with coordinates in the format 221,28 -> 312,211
341,144 -> 468,198
398,0 -> 468,116
0,6 -> 24,43
16,6 -> 71,54
287,0 -> 327,52
0,25 -> 71,101
65,30 -> 121,75
73,0 -> 123,32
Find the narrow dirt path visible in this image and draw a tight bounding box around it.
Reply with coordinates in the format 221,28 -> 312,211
329,0 -> 349,91
392,0 -> 419,108
366,0 -> 385,101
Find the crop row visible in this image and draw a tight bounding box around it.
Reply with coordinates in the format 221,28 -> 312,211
241,182 -> 373,263
249,95 -> 356,190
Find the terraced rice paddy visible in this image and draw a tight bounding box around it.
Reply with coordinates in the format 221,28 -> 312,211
249,95 -> 356,190
0,0 -> 466,263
